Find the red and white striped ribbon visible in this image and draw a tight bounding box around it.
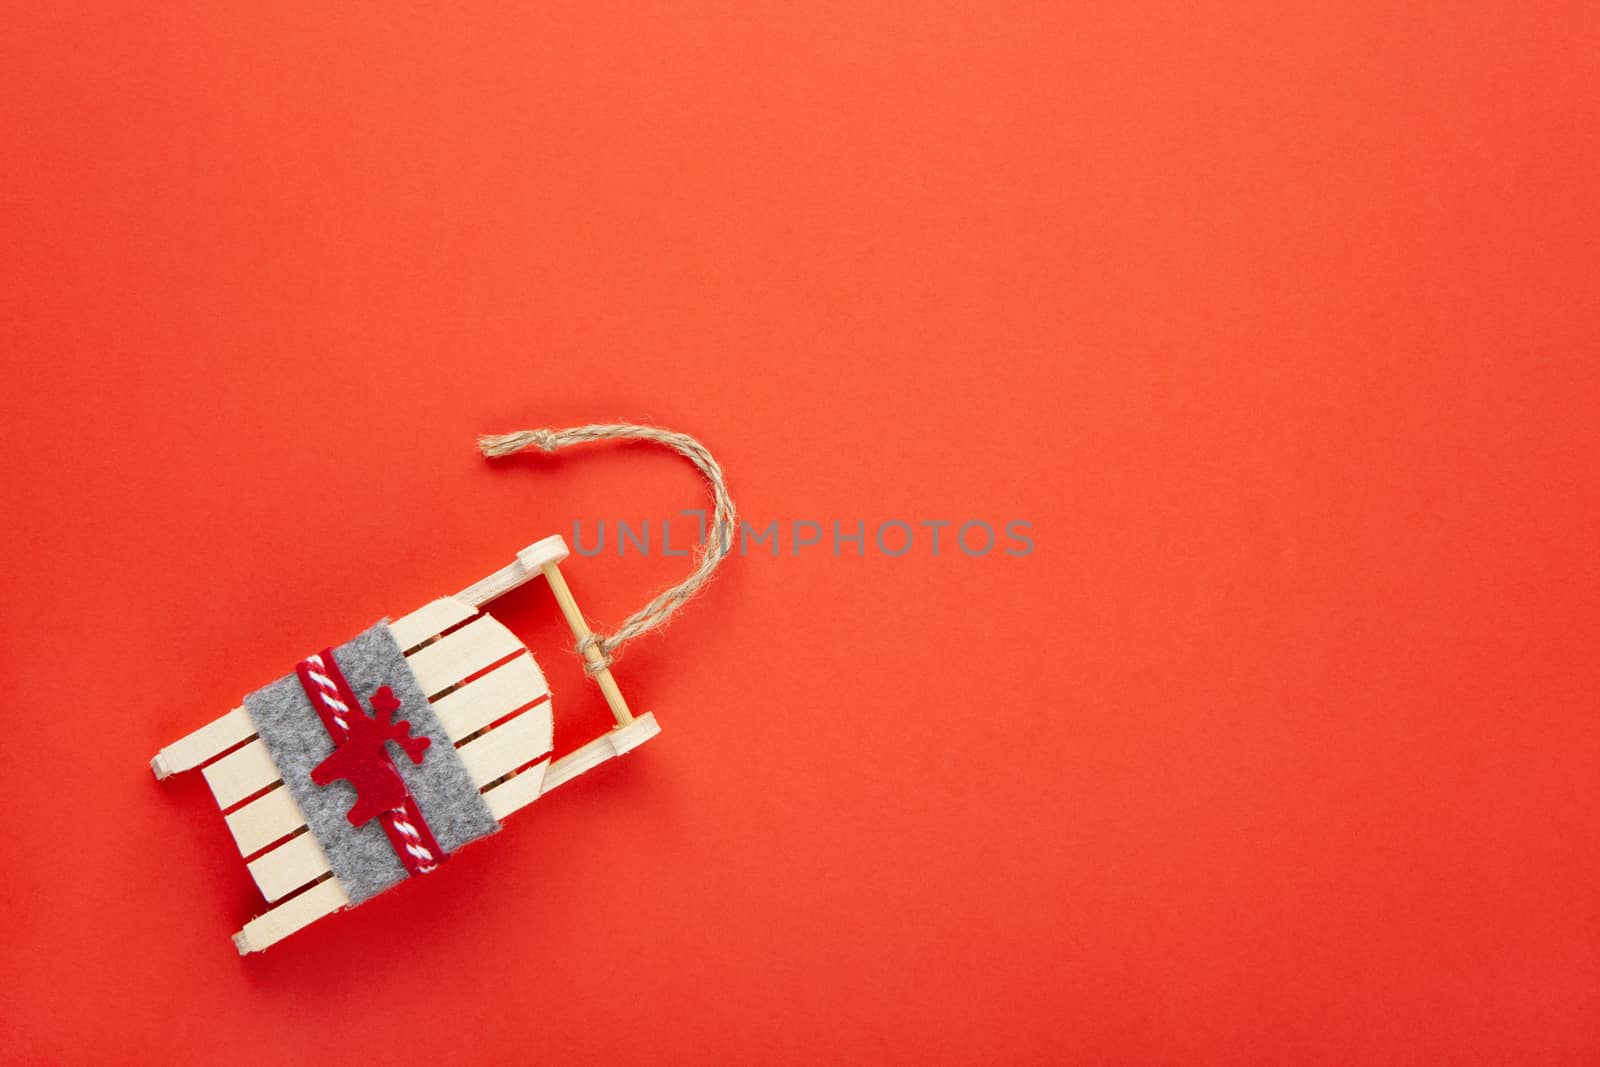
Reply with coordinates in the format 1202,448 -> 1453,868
300,652 -> 351,735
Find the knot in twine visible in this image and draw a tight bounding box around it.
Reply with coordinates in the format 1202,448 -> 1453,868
477,422 -> 736,675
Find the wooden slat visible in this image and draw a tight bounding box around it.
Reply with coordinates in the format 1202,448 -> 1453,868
457,711 -> 549,786
406,615 -> 525,697
247,832 -> 332,903
482,758 -> 550,820
234,879 -> 350,955
227,793 -> 314,866
202,738 -> 278,810
151,706 -> 254,780
387,597 -> 477,652
224,786 -> 305,857
432,657 -> 550,745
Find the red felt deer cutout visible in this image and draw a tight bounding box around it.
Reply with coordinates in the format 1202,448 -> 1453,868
310,685 -> 431,827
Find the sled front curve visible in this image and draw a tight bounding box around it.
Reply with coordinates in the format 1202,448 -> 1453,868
151,534 -> 660,954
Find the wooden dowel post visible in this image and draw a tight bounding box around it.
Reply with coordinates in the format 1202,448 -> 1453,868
540,560 -> 635,728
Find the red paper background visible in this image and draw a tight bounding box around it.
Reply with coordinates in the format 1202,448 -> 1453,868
2,4 -> 1597,1063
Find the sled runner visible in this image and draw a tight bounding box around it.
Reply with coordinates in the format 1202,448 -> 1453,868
152,534 -> 659,954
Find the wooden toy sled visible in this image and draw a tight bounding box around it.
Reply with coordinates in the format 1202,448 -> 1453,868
152,535 -> 659,954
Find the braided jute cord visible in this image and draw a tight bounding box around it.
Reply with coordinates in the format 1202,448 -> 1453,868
477,422 -> 735,674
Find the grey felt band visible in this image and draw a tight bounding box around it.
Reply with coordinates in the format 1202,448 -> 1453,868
243,621 -> 499,905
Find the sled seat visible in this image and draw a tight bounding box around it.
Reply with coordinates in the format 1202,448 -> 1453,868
152,535 -> 660,953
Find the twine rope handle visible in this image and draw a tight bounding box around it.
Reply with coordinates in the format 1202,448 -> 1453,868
477,423 -> 735,674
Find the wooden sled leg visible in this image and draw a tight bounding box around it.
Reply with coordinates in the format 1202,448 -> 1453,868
151,707 -> 255,780
538,714 -> 660,793
233,879 -> 350,955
